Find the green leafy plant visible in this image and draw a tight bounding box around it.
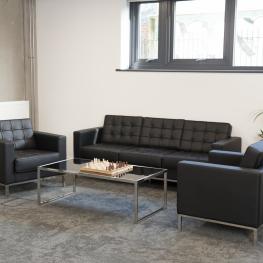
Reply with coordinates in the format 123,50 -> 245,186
253,110 -> 263,139
253,111 -> 263,122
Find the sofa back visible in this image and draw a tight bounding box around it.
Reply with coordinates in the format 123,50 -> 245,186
139,117 -> 184,149
101,115 -> 143,145
101,115 -> 232,152
0,119 -> 35,150
180,120 -> 232,153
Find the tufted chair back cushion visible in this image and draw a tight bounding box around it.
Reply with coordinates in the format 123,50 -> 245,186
0,119 -> 35,150
101,115 -> 143,145
241,140 -> 263,169
139,117 -> 184,149
180,120 -> 231,153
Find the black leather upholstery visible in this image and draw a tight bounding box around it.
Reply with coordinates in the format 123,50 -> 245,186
178,161 -> 263,228
101,115 -> 143,145
0,119 -> 35,150
139,117 -> 184,149
162,151 -> 208,169
119,147 -> 172,167
209,150 -> 243,166
241,140 -> 263,169
212,137 -> 242,152
0,118 -> 66,187
15,149 -> 60,173
180,121 -> 231,153
74,115 -> 241,181
0,140 -> 15,184
74,127 -> 102,158
177,140 -> 263,229
80,144 -> 133,162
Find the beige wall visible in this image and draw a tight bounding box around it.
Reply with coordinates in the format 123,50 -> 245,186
0,0 -> 26,101
36,0 -> 263,156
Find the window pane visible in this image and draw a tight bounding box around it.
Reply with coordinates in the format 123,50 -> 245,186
138,3 -> 159,60
173,0 -> 225,60
234,0 -> 263,66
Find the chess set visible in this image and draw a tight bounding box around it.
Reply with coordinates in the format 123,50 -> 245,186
80,158 -> 133,177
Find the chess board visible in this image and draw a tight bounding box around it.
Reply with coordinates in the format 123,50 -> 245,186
80,159 -> 133,177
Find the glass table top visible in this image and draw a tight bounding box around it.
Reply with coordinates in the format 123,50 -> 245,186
39,158 -> 167,183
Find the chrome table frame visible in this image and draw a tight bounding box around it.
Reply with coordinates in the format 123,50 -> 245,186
37,159 -> 167,223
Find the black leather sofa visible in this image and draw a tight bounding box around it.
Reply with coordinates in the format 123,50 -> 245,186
74,115 -> 241,181
0,118 -> 66,195
177,140 -> 263,243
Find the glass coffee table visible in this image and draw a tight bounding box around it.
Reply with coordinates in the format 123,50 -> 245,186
37,158 -> 167,223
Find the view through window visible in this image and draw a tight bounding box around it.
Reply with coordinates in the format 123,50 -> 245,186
234,0 -> 263,66
138,3 -> 159,60
173,0 -> 225,60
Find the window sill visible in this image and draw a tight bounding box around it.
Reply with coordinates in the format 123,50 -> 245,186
116,68 -> 263,73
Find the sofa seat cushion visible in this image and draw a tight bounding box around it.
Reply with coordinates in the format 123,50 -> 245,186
119,147 -> 172,167
162,151 -> 208,169
80,144 -> 133,161
15,149 -> 61,173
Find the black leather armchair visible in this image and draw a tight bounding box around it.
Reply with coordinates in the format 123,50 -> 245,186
0,119 -> 66,195
177,140 -> 263,243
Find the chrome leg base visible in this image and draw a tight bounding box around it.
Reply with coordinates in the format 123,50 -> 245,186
178,214 -> 261,244
178,214 -> 182,232
250,229 -> 258,244
62,175 -> 66,187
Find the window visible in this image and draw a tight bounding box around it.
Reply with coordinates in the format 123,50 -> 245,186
138,3 -> 159,60
234,0 -> 263,66
173,0 -> 225,60
129,0 -> 263,71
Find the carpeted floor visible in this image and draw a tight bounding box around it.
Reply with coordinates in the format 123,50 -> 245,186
0,177 -> 263,263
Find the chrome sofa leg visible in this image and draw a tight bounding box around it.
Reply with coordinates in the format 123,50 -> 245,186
178,214 -> 182,232
5,185 -> 9,197
251,229 -> 258,244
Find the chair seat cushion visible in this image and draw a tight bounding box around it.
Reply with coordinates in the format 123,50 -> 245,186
162,151 -> 208,169
119,147 -> 172,167
15,149 -> 61,173
80,144 -> 133,161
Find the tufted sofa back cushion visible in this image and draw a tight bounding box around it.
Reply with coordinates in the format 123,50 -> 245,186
0,119 -> 35,150
180,120 -> 232,153
101,115 -> 143,145
139,117 -> 185,149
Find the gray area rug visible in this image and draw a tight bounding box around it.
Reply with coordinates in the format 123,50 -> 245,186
0,177 -> 263,263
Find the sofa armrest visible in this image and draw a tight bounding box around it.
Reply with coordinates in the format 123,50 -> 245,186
177,161 -> 263,228
212,137 -> 242,152
209,150 -> 244,166
34,131 -> 66,159
73,127 -> 102,158
0,140 -> 15,184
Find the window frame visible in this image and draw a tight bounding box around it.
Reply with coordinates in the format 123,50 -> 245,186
129,0 -> 263,72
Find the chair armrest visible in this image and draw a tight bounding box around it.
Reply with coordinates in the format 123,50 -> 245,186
34,132 -> 66,159
73,127 -> 102,158
209,150 -> 244,166
177,161 -> 263,228
212,137 -> 242,152
0,140 -> 15,184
